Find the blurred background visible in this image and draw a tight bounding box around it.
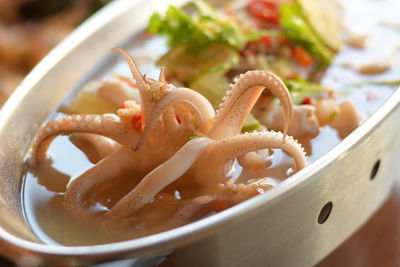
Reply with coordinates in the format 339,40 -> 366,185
0,0 -> 111,106
0,2 -> 110,264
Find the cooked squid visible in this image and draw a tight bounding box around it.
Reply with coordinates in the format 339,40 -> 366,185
29,49 -> 306,231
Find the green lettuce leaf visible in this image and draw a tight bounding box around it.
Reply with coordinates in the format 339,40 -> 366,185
148,0 -> 248,51
285,78 -> 328,104
279,2 -> 333,65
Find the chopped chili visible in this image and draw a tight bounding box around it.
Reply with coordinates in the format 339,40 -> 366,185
131,111 -> 143,133
119,77 -> 138,88
256,188 -> 265,194
277,36 -> 288,45
247,0 -> 280,25
292,46 -> 313,67
301,96 -> 313,105
175,112 -> 181,124
258,36 -> 272,46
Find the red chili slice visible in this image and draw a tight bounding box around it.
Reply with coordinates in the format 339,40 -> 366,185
258,36 -> 272,46
292,46 -> 313,67
131,112 -> 143,133
247,0 -> 280,25
175,112 -> 181,124
119,78 -> 138,88
256,188 -> 265,195
301,96 -> 313,105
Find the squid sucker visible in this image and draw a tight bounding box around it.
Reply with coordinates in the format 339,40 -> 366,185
28,48 -> 307,233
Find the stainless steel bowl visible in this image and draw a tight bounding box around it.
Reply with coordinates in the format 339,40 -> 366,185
0,0 -> 399,266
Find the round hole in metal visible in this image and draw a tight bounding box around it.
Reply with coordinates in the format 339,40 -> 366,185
370,159 -> 380,180
318,202 -> 332,224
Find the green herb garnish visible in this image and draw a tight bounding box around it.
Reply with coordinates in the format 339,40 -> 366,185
188,134 -> 203,140
285,78 -> 328,104
279,2 -> 334,65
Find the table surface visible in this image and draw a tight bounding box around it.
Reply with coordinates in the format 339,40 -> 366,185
318,178 -> 400,267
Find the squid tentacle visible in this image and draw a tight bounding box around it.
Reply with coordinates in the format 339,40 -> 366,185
63,147 -> 138,216
135,87 -> 215,150
237,149 -> 272,169
29,114 -> 139,165
111,48 -> 147,93
192,131 -> 306,186
218,179 -> 272,204
69,133 -> 121,164
107,137 -> 214,220
210,70 -> 293,141
158,67 -> 168,95
173,104 -> 194,127
112,48 -> 159,125
159,195 -> 217,230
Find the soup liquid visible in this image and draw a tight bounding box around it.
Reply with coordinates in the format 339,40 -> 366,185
21,104 -> 390,246
23,133 -> 299,245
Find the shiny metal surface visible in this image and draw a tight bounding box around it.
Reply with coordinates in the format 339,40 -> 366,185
0,0 -> 399,266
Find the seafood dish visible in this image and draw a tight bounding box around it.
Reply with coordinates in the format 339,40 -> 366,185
18,0 -> 400,253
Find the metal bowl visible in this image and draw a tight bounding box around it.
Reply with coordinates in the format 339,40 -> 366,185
0,0 -> 399,266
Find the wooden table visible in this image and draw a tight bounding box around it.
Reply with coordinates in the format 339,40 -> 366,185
318,178 -> 400,267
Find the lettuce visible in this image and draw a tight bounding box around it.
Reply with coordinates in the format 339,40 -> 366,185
285,78 -> 327,104
279,2 -> 334,65
148,1 -> 248,51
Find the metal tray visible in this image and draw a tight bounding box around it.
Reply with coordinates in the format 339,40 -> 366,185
0,0 -> 399,266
